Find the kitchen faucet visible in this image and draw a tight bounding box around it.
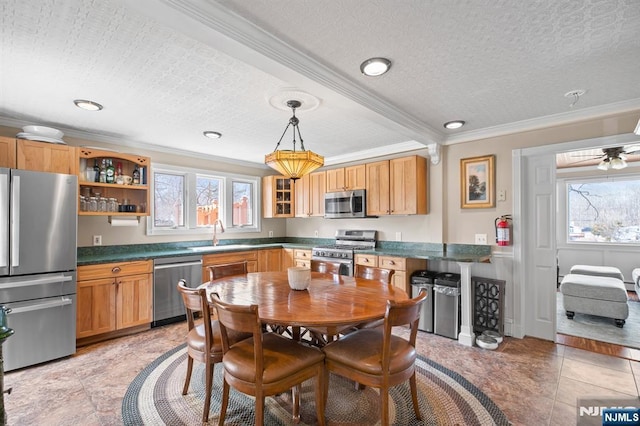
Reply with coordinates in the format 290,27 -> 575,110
212,219 -> 225,246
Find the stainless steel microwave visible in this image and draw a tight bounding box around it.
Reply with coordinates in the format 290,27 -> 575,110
324,189 -> 366,218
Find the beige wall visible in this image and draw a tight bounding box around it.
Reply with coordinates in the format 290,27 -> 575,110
444,111 -> 640,244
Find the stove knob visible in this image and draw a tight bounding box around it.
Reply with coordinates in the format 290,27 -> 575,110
341,253 -> 348,258
320,251 -> 326,257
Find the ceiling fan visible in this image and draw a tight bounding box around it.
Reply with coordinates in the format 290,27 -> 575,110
569,145 -> 640,170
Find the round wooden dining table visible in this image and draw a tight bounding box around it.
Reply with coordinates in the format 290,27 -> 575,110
199,271 -> 409,336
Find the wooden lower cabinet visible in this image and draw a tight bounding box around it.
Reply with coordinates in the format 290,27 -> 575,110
293,249 -> 311,268
257,248 -> 282,272
355,254 -> 426,294
202,251 -> 258,281
76,260 -> 153,343
282,248 -> 295,270
281,248 -> 311,270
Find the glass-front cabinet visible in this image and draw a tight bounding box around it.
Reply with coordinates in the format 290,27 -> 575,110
262,175 -> 294,218
78,147 -> 151,216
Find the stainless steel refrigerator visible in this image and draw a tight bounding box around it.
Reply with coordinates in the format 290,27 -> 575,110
0,168 -> 77,371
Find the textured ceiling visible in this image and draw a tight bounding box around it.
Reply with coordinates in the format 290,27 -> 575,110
1,0 -> 640,169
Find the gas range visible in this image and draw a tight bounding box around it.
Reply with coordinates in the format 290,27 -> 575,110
311,230 -> 377,261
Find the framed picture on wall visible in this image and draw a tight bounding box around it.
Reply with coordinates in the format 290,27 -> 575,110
460,155 -> 495,209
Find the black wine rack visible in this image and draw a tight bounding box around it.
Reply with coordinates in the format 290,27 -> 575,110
472,276 -> 505,335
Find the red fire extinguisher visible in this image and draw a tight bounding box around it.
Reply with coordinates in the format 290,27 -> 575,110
495,215 -> 512,246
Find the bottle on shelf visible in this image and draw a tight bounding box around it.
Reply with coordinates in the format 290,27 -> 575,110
115,161 -> 123,184
132,165 -> 140,185
99,159 -> 107,183
93,160 -> 100,183
106,159 -> 115,184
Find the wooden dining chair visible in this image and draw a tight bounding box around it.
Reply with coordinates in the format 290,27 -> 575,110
354,265 -> 395,329
208,260 -> 248,281
322,290 -> 428,426
210,293 -> 326,426
355,265 -> 395,284
310,259 -> 343,275
176,280 -> 250,424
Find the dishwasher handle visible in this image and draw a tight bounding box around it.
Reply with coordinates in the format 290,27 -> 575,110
153,260 -> 203,271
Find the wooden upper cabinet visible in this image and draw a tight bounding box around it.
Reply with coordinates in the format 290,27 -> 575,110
309,171 -> 326,217
366,155 -> 427,216
0,137 -> 17,168
345,164 -> 366,190
390,155 -> 428,215
325,168 -> 344,192
325,165 -> 365,192
366,160 -> 391,215
295,171 -> 325,217
17,139 -> 76,174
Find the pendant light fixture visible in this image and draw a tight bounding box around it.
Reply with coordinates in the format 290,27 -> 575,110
264,100 -> 324,181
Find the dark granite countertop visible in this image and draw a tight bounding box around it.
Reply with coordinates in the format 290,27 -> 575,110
77,238 -> 491,266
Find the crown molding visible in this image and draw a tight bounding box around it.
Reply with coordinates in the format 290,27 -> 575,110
323,140 -> 427,166
444,98 -> 640,145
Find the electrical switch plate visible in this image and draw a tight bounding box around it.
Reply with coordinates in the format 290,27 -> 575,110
498,190 -> 507,201
396,232 -> 402,241
93,235 -> 102,246
268,230 -> 273,237
475,234 -> 488,245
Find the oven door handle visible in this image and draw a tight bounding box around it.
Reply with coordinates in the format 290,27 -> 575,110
7,297 -> 73,314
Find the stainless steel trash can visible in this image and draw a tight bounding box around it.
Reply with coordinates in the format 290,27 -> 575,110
433,272 -> 461,339
411,271 -> 437,333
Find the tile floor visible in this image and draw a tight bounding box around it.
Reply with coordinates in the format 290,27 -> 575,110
4,323 -> 640,425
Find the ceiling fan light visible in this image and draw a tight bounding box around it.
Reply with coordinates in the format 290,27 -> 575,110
610,157 -> 627,170
597,159 -> 609,170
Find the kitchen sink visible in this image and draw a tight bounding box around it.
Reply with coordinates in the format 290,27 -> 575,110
187,244 -> 254,252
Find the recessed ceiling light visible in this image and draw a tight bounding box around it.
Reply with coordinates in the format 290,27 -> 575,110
73,99 -> 103,111
203,131 -> 222,139
360,57 -> 391,76
444,120 -> 465,130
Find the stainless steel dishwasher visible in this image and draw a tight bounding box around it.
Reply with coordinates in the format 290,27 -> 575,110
152,255 -> 202,327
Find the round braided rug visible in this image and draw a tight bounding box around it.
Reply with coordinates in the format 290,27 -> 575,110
122,343 -> 510,425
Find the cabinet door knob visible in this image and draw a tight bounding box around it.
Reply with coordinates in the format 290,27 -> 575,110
112,266 -> 121,274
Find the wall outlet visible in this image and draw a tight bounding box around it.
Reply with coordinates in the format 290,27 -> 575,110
314,230 -> 319,237
93,235 -> 102,246
268,230 -> 273,238
395,232 -> 402,241
475,234 -> 488,245
498,190 -> 507,202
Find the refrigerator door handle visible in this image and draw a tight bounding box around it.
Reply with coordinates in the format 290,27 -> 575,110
0,274 -> 73,290
7,297 -> 73,315
0,173 -> 7,269
10,175 -> 20,268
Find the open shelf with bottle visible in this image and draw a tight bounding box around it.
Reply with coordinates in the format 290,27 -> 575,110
78,147 -> 150,216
